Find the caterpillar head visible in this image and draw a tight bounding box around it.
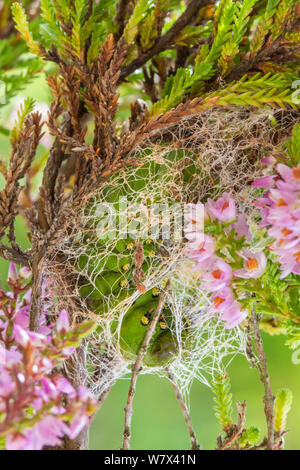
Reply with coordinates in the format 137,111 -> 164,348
119,288 -> 192,367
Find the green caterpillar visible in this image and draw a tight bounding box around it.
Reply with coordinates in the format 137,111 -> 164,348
79,238 -> 181,366
78,150 -> 198,366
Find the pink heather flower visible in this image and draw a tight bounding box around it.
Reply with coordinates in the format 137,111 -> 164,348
68,410 -> 89,440
62,346 -> 76,356
41,377 -> 58,397
0,265 -> 98,451
38,325 -> 52,336
231,214 -> 251,242
269,185 -> 298,206
0,347 -> 20,366
27,331 -> 48,348
10,277 -> 52,336
23,289 -> 32,304
6,433 -> 30,451
187,233 -> 216,267
14,305 -> 30,329
14,300 -> 51,337
209,287 -> 248,329
261,155 -> 277,166
251,175 -> 275,188
254,161 -> 300,277
184,203 -> 205,238
268,220 -> 300,243
253,195 -> 274,227
57,309 -> 70,333
54,377 -> 76,396
201,258 -> 232,292
77,385 -> 92,402
277,163 -> 300,186
0,345 -> 5,366
273,245 -> 300,278
14,325 -> 30,348
28,416 -> 69,450
220,301 -> 248,329
209,288 -> 235,313
19,266 -> 31,280
205,192 -> 236,223
234,249 -> 267,279
0,369 -> 15,397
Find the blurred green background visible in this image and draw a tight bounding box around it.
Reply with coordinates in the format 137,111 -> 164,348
89,334 -> 300,450
0,74 -> 299,451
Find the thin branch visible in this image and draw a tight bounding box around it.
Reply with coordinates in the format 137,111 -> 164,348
224,43 -> 278,83
119,0 -> 215,81
115,0 -> 133,41
217,402 -> 247,450
249,310 -> 275,450
0,112 -> 43,240
29,254 -> 44,332
38,115 -> 72,231
132,242 -> 146,294
166,369 -> 200,450
0,242 -> 30,266
122,279 -> 171,450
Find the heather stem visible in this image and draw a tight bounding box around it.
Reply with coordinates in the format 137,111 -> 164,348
122,280 -> 171,450
29,255 -> 44,332
249,310 -> 275,450
166,369 -> 200,450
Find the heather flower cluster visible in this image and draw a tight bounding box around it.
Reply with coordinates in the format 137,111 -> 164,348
0,264 -> 97,450
253,160 -> 300,278
185,193 -> 267,329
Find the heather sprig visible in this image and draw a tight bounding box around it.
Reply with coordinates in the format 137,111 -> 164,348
185,194 -> 266,328
0,264 -> 97,450
253,128 -> 300,279
185,182 -> 300,333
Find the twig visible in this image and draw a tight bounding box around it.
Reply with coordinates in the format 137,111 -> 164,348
119,0 -> 216,81
115,0 -> 133,40
38,115 -> 72,231
132,242 -> 146,294
166,369 -> 200,450
249,310 -> 275,450
122,279 -> 171,450
224,40 -> 297,84
218,402 -> 247,450
29,254 -> 44,332
0,242 -> 29,266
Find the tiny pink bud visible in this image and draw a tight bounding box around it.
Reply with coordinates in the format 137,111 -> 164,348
41,357 -> 53,370
68,411 -> 89,440
57,309 -> 70,333
261,155 -> 276,166
251,175 -> 275,188
41,377 -> 56,395
8,263 -> 18,282
78,386 -> 92,402
54,377 -> 75,396
28,331 -> 47,348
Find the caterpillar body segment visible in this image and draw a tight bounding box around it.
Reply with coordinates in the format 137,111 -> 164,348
78,150 -> 199,366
